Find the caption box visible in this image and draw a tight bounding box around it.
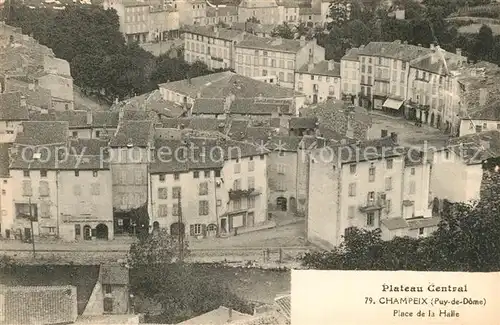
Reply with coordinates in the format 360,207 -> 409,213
291,270 -> 499,325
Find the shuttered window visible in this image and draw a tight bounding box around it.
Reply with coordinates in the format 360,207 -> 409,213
22,180 -> 32,196
199,200 -> 209,215
39,181 -> 49,197
190,224 -> 206,236
158,187 -> 168,199
40,202 -> 50,218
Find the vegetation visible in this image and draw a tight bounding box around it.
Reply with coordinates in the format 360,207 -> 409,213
6,3 -> 221,102
128,231 -> 253,323
302,165 -> 500,272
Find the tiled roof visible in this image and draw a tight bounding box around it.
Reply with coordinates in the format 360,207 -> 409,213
160,117 -> 193,129
230,22 -> 275,35
381,217 -> 408,230
9,144 -> 110,170
92,111 -> 120,128
188,117 -> 223,132
341,47 -> 360,62
159,71 -> 299,100
358,41 -> 432,61
289,117 -> 317,129
14,121 -> 69,146
178,306 -> 252,325
230,98 -> 293,115
122,109 -> 151,121
75,314 -> 141,324
246,126 -> 278,143
407,216 -> 441,229
237,34 -> 306,53
320,136 -> 401,164
109,120 -> 154,148
0,92 -> 29,121
69,138 -> 109,156
182,25 -> 245,41
226,119 -> 249,140
228,312 -> 287,325
405,148 -> 426,166
192,98 -> 226,115
447,130 -> 500,164
0,143 -> 11,177
1,285 -> 78,325
99,264 -> 129,285
297,60 -> 341,77
112,90 -> 172,117
274,294 -> 291,321
268,136 -> 303,152
206,5 -> 238,17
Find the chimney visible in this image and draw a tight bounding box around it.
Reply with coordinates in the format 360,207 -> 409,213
390,132 -> 398,144
86,110 -> 93,125
479,88 -> 488,106
456,48 -> 462,57
328,60 -> 335,71
300,36 -> 306,47
20,95 -> 26,107
381,129 -> 388,138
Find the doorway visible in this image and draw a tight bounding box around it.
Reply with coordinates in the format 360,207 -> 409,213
96,224 -> 109,240
170,222 -> 185,237
24,228 -> 32,242
83,225 -> 92,240
207,224 -> 218,237
312,94 -> 318,104
289,197 -> 297,213
75,224 -> 81,240
276,197 -> 287,211
220,218 -> 227,234
246,212 -> 255,227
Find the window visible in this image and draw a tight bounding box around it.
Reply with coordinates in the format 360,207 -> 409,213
173,187 -> 181,199
233,198 -> 241,210
386,159 -> 393,169
93,171 -> 98,177
104,284 -> 112,294
199,200 -> 209,215
247,196 -> 255,208
193,171 -> 199,178
234,163 -> 241,174
349,164 -> 356,174
386,199 -> 392,213
410,167 -> 415,175
215,170 -> 221,177
329,86 -> 334,95
48,227 -> 56,233
75,224 -> 81,236
368,165 -> 375,182
260,155 -> 265,160
204,170 -> 210,178
409,181 -> 416,194
248,160 -> 254,172
39,181 -> 49,197
419,227 -> 424,235
199,182 -> 208,195
385,177 -> 392,191
72,131 -> 78,137
75,171 -> 80,177
172,203 -> 179,216
159,174 -> 166,182
233,179 -> 241,190
158,204 -> 168,217
347,206 -> 355,219
22,180 -> 32,196
348,183 -> 356,196
158,187 -> 168,199
40,170 -> 47,178
248,176 -> 255,189
23,170 -> 30,177
96,131 -> 100,138
366,212 -> 375,226
344,226 -> 355,237
103,298 -> 113,312
287,73 -> 293,82
174,173 -> 180,180
91,183 -> 100,196
192,224 -> 203,236
367,191 -> 375,202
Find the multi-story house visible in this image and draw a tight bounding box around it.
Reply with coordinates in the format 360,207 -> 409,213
238,0 -> 281,25
430,130 -> 500,204
179,0 -> 207,26
182,25 -> 246,70
234,35 -> 325,88
204,5 -> 239,26
459,105 -> 500,137
277,0 -> 300,24
109,120 -> 155,234
0,143 -> 13,238
340,47 -> 360,103
103,0 -> 180,43
0,92 -> 29,143
407,46 -> 466,134
149,136 -> 268,237
3,74 -> 53,110
307,135 -> 434,248
158,71 -> 306,115
295,59 -> 341,104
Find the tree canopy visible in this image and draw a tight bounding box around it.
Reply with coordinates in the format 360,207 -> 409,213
302,168 -> 500,272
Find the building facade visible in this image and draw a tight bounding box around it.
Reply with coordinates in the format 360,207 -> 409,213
295,60 -> 341,104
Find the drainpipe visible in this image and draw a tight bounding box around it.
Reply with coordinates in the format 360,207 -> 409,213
56,170 -> 60,238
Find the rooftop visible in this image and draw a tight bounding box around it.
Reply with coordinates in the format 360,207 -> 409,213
229,22 -> 275,35
109,120 -> 155,148
0,143 -> 11,178
447,130 -> 500,164
358,41 -> 433,61
178,306 -> 252,325
112,89 -> 171,118
289,117 -> 318,129
297,60 -> 341,77
206,5 -> 239,17
14,121 -> 69,146
0,92 -> 29,121
159,71 -> 300,99
182,25 -> 245,41
99,264 -> 129,285
341,47 -> 360,62
237,34 -> 308,53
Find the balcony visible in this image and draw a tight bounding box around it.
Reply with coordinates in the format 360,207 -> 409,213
228,187 -> 261,200
210,56 -> 224,62
359,198 -> 386,212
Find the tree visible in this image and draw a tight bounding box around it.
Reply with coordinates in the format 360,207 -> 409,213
271,23 -> 295,39
328,0 -> 352,28
246,16 -> 260,23
470,25 -> 494,62
343,19 -> 372,47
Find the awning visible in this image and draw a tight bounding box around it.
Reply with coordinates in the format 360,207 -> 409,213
383,98 -> 404,110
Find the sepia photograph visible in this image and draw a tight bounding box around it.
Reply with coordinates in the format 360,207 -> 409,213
0,0 -> 499,323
